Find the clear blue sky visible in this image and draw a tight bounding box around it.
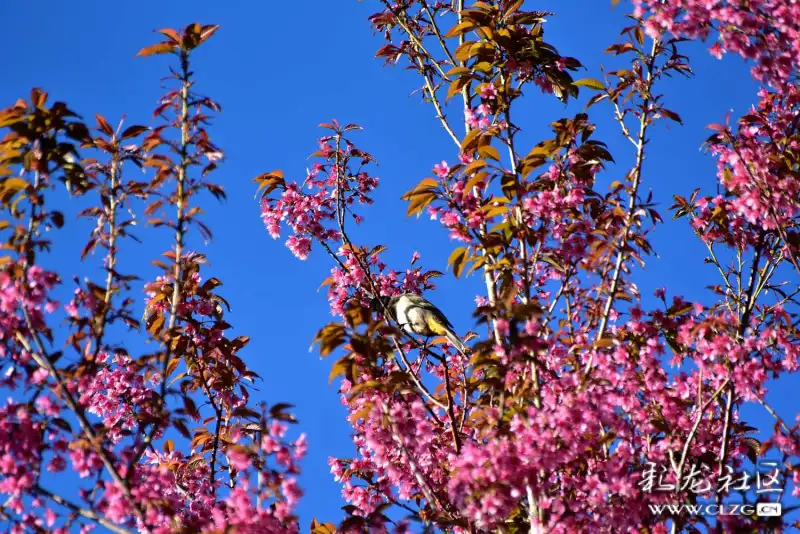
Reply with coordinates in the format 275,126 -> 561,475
1,0 -> 797,529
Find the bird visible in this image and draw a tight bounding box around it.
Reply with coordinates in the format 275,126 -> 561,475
372,292 -> 468,355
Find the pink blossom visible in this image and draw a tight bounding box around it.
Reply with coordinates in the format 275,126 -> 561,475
480,83 -> 498,100
433,160 -> 450,178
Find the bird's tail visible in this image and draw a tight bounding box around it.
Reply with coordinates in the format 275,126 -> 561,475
443,328 -> 469,356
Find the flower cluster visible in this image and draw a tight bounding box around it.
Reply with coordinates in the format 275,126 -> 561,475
259,122 -> 379,261
634,0 -> 800,87
331,385 -> 460,518
77,352 -> 158,444
706,88 -> 799,243
261,182 -> 338,260
0,263 -> 60,367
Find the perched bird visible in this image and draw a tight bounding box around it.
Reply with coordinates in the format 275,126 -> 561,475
372,293 -> 468,355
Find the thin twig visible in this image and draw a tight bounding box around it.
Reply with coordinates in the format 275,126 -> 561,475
421,0 -> 457,66
441,355 -> 462,453
391,336 -> 447,411
131,48 -> 193,470
379,0 -> 451,81
37,486 -> 134,534
674,379 -> 730,495
756,396 -> 795,436
585,37 -> 660,375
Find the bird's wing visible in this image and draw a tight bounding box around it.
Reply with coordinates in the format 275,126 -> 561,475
404,293 -> 455,329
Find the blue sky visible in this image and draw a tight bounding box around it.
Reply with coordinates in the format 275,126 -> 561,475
1,0 -> 797,529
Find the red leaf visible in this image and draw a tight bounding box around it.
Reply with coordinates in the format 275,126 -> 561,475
198,24 -> 220,45
95,114 -> 113,136
136,42 -> 177,57
81,238 -> 97,260
30,88 -> 48,108
120,125 -> 150,140
157,28 -> 182,44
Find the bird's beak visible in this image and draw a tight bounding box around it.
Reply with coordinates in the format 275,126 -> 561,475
370,295 -> 391,314
369,297 -> 381,312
